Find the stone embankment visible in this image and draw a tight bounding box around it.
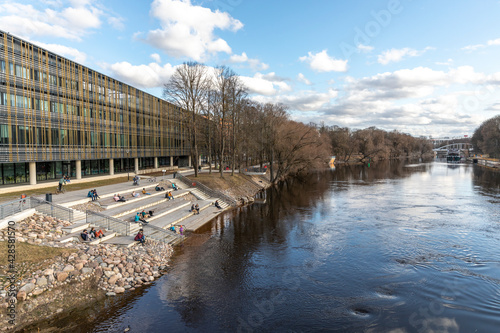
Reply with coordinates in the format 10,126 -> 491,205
0,173 -> 271,331
0,214 -> 173,331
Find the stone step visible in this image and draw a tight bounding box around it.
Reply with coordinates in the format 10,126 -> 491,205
62,221 -> 90,233
189,188 -> 210,200
102,236 -> 138,248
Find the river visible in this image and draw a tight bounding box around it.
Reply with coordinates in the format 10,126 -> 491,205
37,161 -> 500,332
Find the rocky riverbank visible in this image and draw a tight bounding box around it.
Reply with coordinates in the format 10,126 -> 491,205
0,214 -> 173,332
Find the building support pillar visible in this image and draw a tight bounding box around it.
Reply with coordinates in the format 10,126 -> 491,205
154,157 -> 158,169
109,159 -> 114,175
76,160 -> 82,180
170,156 -> 173,167
188,155 -> 192,167
29,162 -> 36,185
134,158 -> 139,174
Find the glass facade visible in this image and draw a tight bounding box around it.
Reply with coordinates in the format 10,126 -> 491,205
0,30 -> 190,186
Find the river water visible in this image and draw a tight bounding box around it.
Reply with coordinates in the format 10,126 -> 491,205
38,161 -> 500,332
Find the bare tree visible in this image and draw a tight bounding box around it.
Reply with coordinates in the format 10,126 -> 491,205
163,62 -> 210,177
211,66 -> 242,178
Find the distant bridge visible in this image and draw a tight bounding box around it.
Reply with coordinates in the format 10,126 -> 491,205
433,143 -> 473,158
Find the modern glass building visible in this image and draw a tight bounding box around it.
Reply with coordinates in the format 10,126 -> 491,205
0,30 -> 190,186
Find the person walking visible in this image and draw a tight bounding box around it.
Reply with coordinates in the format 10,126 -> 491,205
58,175 -> 66,192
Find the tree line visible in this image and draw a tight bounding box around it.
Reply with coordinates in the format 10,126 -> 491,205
320,125 -> 433,163
471,115 -> 500,158
163,62 -> 434,184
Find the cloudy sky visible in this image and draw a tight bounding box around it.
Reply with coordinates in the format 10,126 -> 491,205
1,0 -> 500,138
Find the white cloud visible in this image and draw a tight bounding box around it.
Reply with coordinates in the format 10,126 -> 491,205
229,52 -> 269,71
239,72 -> 292,96
30,40 -> 87,63
252,89 -> 338,112
436,58 -> 454,66
299,50 -> 348,72
151,53 -> 162,63
357,44 -> 374,53
462,37 -> 500,51
487,38 -> 500,46
297,73 -> 311,85
104,61 -> 177,88
108,16 -> 125,30
377,47 -> 433,65
0,1 -> 106,41
143,0 -> 243,60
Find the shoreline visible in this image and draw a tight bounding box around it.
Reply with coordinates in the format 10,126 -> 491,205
0,173 -> 271,332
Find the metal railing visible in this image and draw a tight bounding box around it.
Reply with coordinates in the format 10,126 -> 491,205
0,197 -> 33,220
30,197 -> 75,222
142,223 -> 184,244
176,173 -> 237,206
85,210 -> 130,236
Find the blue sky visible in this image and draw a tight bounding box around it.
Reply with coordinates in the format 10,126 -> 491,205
1,0 -> 500,137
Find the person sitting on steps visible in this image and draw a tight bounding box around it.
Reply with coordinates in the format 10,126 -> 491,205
172,183 -> 178,191
135,212 -> 148,224
166,191 -> 174,200
215,200 -> 222,209
132,191 -> 140,198
89,227 -> 105,239
142,188 -> 151,195
81,229 -> 91,242
115,193 -> 126,202
134,229 -> 146,245
141,210 -> 149,219
194,204 -> 200,215
155,185 -> 165,191
190,204 -> 195,212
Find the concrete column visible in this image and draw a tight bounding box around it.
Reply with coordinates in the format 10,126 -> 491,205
76,160 -> 82,179
170,156 -> 173,167
154,157 -> 158,169
134,158 -> 139,174
109,159 -> 114,175
29,162 -> 37,185
188,155 -> 192,167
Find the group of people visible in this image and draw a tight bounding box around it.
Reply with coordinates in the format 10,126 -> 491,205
81,227 -> 105,242
190,204 -> 200,215
134,209 -> 154,224
113,194 -> 127,202
87,189 -> 100,201
169,224 -> 184,235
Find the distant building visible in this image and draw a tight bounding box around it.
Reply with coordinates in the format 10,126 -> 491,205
0,30 -> 190,186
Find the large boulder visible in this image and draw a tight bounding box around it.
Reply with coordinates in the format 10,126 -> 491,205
57,272 -> 68,282
114,287 -> 125,294
19,283 -> 35,294
108,275 -> 119,285
16,291 -> 27,301
36,277 -> 48,287
63,265 -> 75,272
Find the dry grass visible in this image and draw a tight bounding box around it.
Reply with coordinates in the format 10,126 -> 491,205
187,172 -> 259,199
0,176 -> 131,202
0,241 -> 77,267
